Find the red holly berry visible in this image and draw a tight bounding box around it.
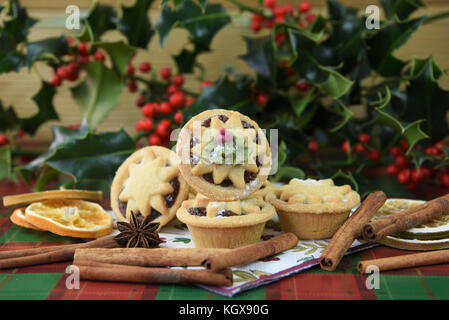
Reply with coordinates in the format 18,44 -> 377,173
93,50 -> 105,61
250,20 -> 262,33
174,111 -> 183,124
394,155 -> 408,167
0,134 -> 9,146
57,65 -> 70,79
156,120 -> 172,137
397,168 -> 411,184
308,140 -> 318,152
200,80 -> 213,91
66,36 -> 74,47
127,81 -> 138,92
299,1 -> 311,13
160,101 -> 173,114
252,13 -> 264,23
440,173 -> 449,187
284,3 -> 295,16
424,146 -> 441,156
160,67 -> 171,80
78,42 -> 89,56
386,164 -> 399,176
264,19 -> 275,29
49,74 -> 62,87
127,63 -> 135,75
400,140 -> 409,150
275,32 -> 286,45
411,167 -> 424,182
367,149 -> 381,161
256,93 -> 269,106
78,55 -> 89,64
138,62 -> 151,73
355,144 -> 365,154
264,0 -> 276,9
359,133 -> 370,144
148,133 -> 162,146
389,146 -> 404,157
167,84 -> 179,95
341,140 -> 350,153
135,95 -> 145,107
406,181 -> 418,191
273,6 -> 285,17
275,15 -> 285,24
420,167 -> 431,180
305,13 -> 317,23
169,91 -> 185,109
185,97 -> 195,107
137,118 -> 153,131
172,74 -> 184,87
295,80 -> 309,91
142,103 -> 157,118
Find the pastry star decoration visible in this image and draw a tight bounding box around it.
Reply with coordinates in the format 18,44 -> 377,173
190,113 -> 264,189
119,153 -> 179,218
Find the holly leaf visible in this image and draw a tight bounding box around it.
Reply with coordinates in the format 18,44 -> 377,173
94,41 -> 136,75
155,5 -> 177,47
45,129 -> 136,182
0,32 -> 26,73
86,2 -> 117,40
315,65 -> 353,98
2,0 -> 37,43
21,82 -> 59,135
240,35 -> 276,80
118,0 -> 155,48
366,16 -> 425,77
0,146 -> 11,180
0,100 -> 19,131
183,76 -> 252,121
26,35 -> 69,66
381,0 -> 425,20
327,0 -> 358,21
71,62 -> 125,129
271,166 -> 305,182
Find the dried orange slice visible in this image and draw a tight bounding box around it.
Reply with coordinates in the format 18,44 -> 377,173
25,199 -> 113,239
10,207 -> 43,231
2,189 -> 103,207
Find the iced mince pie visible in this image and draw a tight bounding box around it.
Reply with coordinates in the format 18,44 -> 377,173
111,146 -> 189,228
266,178 -> 360,239
176,109 -> 272,201
176,193 -> 275,248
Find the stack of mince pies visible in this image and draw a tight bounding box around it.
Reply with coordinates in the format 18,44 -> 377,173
111,109 -> 361,248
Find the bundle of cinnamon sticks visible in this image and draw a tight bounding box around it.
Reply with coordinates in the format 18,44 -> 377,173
320,191 -> 449,273
0,232 -> 298,287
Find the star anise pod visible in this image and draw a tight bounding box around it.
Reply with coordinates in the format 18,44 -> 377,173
114,211 -> 163,248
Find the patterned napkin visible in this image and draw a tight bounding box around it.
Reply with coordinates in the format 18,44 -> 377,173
110,212 -> 376,297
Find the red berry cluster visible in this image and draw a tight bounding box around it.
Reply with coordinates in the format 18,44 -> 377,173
341,133 -> 381,161
132,66 -> 196,147
49,38 -> 107,87
386,140 -> 449,189
0,133 -> 9,147
251,1 -> 315,33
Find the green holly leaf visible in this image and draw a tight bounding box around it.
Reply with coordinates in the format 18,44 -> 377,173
173,237 -> 191,244
366,17 -> 425,77
26,35 -> 69,66
94,41 -> 136,75
0,146 -> 12,180
327,0 -> 358,21
316,65 -> 353,99
20,81 -> 59,135
71,62 -> 125,129
271,166 -> 305,182
86,2 -> 117,40
118,0 -> 155,48
183,76 -> 252,121
0,99 -> 19,131
0,32 -> 26,73
240,35 -> 276,80
2,0 -> 37,43
381,0 -> 425,20
155,5 -> 177,47
45,129 -> 136,182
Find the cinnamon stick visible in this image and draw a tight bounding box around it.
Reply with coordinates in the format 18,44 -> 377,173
0,235 -> 120,269
358,249 -> 449,274
74,247 -> 231,267
361,196 -> 449,242
76,260 -> 233,287
320,191 -> 387,271
0,243 -> 80,260
201,232 -> 298,272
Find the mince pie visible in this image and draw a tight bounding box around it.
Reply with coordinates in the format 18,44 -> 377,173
176,193 -> 275,248
266,178 -> 360,239
176,109 -> 271,201
111,146 -> 189,228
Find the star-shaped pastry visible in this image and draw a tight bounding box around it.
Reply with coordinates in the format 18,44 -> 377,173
119,152 -> 179,217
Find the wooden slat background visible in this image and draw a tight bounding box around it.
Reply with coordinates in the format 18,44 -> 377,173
1,0 -> 449,143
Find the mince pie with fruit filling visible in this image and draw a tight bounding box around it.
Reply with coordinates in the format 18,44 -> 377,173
111,146 -> 189,228
176,109 -> 271,201
266,178 -> 360,240
176,193 -> 275,248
